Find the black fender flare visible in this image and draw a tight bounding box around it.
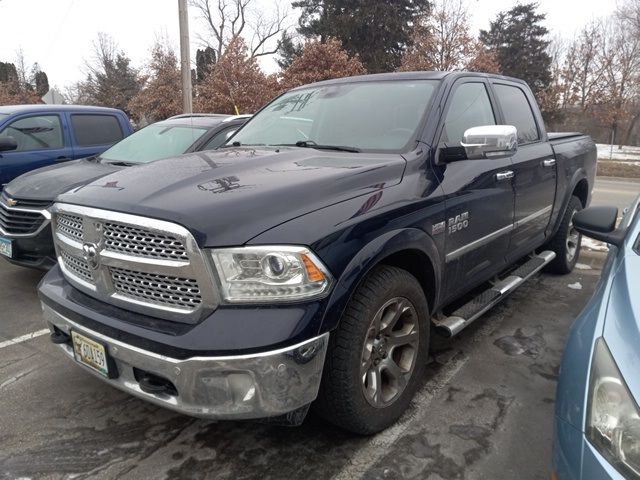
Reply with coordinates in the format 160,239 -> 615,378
319,227 -> 441,334
549,168 -> 589,239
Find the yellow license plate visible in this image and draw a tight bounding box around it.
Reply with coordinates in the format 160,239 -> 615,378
71,331 -> 110,377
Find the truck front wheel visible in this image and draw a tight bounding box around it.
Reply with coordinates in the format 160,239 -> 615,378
546,196 -> 583,274
314,265 -> 429,435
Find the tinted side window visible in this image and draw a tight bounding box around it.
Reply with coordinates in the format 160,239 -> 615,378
71,114 -> 124,146
0,115 -> 63,151
493,84 -> 539,143
202,127 -> 239,150
442,82 -> 496,144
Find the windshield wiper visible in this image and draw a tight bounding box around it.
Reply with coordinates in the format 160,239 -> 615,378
102,161 -> 138,167
220,141 -> 265,148
276,140 -> 360,153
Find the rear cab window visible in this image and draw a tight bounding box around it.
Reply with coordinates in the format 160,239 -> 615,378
492,84 -> 540,144
0,114 -> 64,151
71,114 -> 124,146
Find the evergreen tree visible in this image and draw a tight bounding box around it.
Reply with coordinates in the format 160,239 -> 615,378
292,0 -> 430,73
276,32 -> 303,70
31,63 -> 49,97
195,47 -> 216,83
0,62 -> 18,83
480,3 -> 551,95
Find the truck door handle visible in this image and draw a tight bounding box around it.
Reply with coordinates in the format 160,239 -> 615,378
495,171 -> 514,181
542,159 -> 556,168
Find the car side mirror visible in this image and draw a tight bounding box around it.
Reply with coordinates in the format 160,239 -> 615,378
0,136 -> 17,152
573,206 -> 625,248
460,125 -> 518,160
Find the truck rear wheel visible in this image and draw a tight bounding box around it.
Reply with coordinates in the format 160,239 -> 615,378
314,265 -> 429,435
546,196 -> 583,274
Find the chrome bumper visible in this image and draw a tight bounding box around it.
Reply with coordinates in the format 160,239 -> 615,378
43,304 -> 329,420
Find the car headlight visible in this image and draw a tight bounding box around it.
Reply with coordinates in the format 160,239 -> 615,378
210,246 -> 333,303
587,338 -> 640,478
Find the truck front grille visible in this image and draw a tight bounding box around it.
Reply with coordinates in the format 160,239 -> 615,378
52,203 -> 218,323
0,195 -> 49,236
104,221 -> 188,260
110,267 -> 202,309
56,213 -> 83,241
60,250 -> 94,283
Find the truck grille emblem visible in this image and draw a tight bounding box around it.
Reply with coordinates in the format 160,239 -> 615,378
82,243 -> 100,270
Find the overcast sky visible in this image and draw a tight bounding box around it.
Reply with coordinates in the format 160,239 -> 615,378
0,0 -> 619,91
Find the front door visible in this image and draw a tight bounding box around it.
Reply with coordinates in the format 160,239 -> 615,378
435,80 -> 515,300
491,82 -> 557,256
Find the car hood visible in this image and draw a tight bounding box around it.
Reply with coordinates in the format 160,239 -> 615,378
57,148 -> 406,246
602,248 -> 640,405
4,159 -> 121,201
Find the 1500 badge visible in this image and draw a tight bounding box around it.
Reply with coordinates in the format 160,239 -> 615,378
448,212 -> 469,234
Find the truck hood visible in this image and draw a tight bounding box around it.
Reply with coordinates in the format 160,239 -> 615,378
58,147 -> 406,246
4,159 -> 121,201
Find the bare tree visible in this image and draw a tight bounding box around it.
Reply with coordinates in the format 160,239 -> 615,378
190,0 -> 288,60
398,0 -> 500,73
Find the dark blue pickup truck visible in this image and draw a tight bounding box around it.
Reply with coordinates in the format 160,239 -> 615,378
38,72 -> 597,434
0,104 -> 132,189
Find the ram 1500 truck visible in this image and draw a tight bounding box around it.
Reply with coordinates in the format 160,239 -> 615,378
38,72 -> 597,434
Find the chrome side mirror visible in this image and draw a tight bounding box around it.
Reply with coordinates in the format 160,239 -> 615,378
461,125 -> 517,160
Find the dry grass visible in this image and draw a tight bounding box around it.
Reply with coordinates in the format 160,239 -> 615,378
597,161 -> 640,178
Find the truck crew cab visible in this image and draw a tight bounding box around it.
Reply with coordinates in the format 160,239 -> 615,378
38,72 -> 596,434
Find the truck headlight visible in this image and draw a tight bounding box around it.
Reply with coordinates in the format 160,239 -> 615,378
587,338 -> 640,479
210,246 -> 333,303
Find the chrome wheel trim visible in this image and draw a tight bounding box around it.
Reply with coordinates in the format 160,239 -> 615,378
360,297 -> 419,408
566,214 -> 581,263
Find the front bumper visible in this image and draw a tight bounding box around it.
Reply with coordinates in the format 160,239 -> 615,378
43,303 -> 329,420
1,226 -> 55,270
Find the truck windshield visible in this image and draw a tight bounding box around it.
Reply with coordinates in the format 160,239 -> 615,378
228,80 -> 439,153
100,124 -> 208,164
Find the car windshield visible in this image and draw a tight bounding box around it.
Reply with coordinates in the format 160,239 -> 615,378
99,124 -> 208,164
228,80 -> 439,153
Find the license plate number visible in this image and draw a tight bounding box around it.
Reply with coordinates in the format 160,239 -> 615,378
0,237 -> 12,258
71,331 -> 110,377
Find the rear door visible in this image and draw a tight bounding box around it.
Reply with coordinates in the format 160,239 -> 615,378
0,113 -> 70,188
436,79 -> 515,298
490,82 -> 556,257
68,113 -> 126,159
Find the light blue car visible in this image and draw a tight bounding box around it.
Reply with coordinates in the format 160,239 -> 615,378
554,194 -> 640,479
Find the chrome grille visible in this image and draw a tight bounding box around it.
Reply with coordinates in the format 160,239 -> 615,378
0,198 -> 47,236
111,267 -> 202,309
103,221 -> 188,260
52,203 -> 218,322
56,213 -> 83,241
60,250 -> 93,283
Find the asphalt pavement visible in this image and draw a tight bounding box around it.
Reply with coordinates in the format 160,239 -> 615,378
0,176 -> 635,479
592,176 -> 640,210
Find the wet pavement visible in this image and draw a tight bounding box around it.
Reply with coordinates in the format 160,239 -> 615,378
0,251 -> 605,479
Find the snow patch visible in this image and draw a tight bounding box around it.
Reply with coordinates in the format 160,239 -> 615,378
568,282 -> 583,290
575,263 -> 591,270
582,237 -> 609,252
597,143 -> 640,162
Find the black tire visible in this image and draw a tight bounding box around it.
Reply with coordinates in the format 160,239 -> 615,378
314,265 -> 429,435
546,196 -> 583,274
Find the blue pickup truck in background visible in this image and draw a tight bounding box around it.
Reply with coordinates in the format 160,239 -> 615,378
0,104 -> 133,189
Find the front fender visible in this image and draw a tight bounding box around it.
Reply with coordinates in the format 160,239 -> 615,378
319,228 -> 442,334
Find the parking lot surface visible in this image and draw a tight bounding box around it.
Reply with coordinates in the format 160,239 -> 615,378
0,247 -> 605,479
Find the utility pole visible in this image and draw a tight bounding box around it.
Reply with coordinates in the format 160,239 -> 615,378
178,0 -> 193,114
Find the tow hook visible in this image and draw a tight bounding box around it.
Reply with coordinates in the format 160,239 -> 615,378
49,329 -> 70,344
